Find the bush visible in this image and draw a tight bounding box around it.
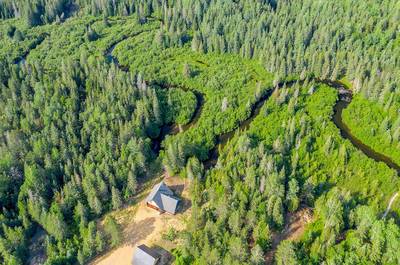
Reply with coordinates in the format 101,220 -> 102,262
162,227 -> 178,241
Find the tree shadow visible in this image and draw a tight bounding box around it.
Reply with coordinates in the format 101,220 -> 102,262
123,217 -> 156,246
27,225 -> 47,265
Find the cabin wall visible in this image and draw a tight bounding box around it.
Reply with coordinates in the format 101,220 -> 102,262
146,202 -> 165,213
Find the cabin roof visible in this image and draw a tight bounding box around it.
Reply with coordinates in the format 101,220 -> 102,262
132,244 -> 160,265
146,181 -> 180,214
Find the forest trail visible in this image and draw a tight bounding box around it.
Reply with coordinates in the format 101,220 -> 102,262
383,192 -> 399,219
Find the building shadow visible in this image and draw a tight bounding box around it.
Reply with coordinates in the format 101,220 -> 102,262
178,198 -> 192,214
153,245 -> 173,265
169,184 -> 185,196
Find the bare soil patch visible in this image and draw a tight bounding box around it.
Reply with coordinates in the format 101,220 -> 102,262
265,207 -> 313,264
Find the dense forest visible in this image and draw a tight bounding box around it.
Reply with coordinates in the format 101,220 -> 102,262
0,0 -> 399,265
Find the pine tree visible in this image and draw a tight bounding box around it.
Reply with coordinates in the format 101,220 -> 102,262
126,169 -> 137,197
111,186 -> 122,210
221,97 -> 228,112
253,220 -> 271,250
13,29 -> 24,41
250,244 -> 264,265
96,231 -> 105,252
287,179 -> 299,212
275,241 -> 297,265
273,198 -> 284,227
152,92 -> 162,125
77,249 -> 85,265
92,196 -> 103,215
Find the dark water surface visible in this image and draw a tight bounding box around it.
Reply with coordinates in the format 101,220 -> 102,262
106,36 -> 400,174
331,82 -> 400,174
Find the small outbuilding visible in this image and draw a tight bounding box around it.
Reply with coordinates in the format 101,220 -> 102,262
132,244 -> 161,265
145,181 -> 180,214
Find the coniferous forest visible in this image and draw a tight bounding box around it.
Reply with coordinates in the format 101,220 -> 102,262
0,1 -> 400,265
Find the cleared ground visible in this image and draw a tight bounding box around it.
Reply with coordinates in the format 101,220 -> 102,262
265,207 -> 313,264
90,175 -> 191,265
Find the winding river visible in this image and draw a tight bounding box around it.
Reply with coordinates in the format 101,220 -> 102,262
329,80 -> 400,174
150,83 -> 205,154
19,21 -> 400,179
17,25 -> 400,265
106,34 -> 400,230
329,80 -> 400,220
105,34 -> 206,155
14,33 -> 48,65
206,79 -> 400,175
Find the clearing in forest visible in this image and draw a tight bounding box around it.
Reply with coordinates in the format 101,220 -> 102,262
90,176 -> 191,265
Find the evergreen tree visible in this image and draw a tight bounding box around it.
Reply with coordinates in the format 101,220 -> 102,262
111,186 -> 123,210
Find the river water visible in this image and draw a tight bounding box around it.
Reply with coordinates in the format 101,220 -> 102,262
105,36 -> 400,175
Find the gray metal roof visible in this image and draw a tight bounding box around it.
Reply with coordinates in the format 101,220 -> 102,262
132,245 -> 160,265
146,181 -> 180,214
160,193 -> 180,214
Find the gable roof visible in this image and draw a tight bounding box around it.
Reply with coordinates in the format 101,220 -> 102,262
160,193 -> 180,214
146,181 -> 180,214
146,181 -> 174,201
132,245 -> 160,265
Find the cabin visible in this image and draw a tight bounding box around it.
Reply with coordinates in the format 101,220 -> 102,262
145,181 -> 180,214
132,244 -> 161,265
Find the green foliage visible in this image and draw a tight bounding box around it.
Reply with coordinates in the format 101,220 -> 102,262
172,248 -> 194,265
178,82 -> 400,264
162,227 -> 178,241
111,187 -> 123,210
0,225 -> 27,265
0,2 -> 399,264
104,216 -> 122,247
253,220 -> 271,251
343,95 -> 400,165
113,29 -> 274,161
158,88 -> 197,126
275,241 -> 297,265
0,17 -> 197,261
